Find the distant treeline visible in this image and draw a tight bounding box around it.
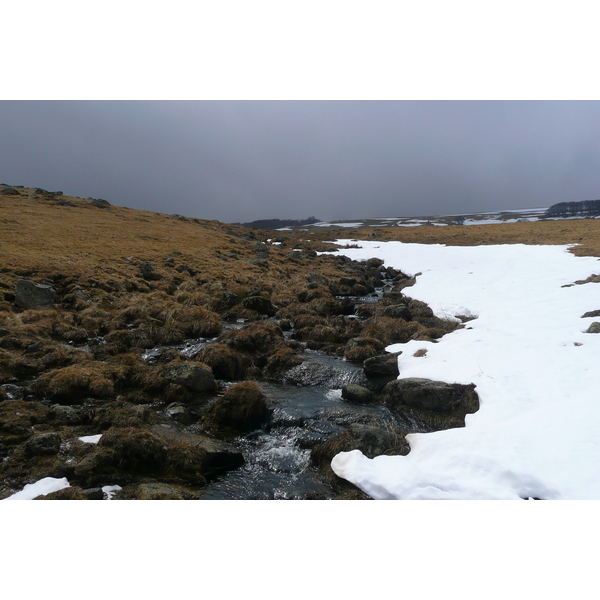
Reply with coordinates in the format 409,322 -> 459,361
235,216 -> 320,230
545,200 -> 600,218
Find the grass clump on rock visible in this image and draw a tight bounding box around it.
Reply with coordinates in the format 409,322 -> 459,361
202,381 -> 270,435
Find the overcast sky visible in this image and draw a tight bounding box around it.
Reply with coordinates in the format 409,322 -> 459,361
2,100 -> 600,223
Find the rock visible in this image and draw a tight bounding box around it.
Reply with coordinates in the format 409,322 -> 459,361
308,272 -> 329,286
25,432 -> 61,456
90,198 -> 111,208
586,322 -> 600,333
138,262 -> 160,280
284,361 -> 365,389
382,303 -> 412,320
15,279 -> 56,309
341,384 -> 376,404
365,257 -> 384,268
132,482 -> 200,500
150,424 -> 244,475
382,377 -> 478,413
165,403 -> 192,425
0,186 -> 21,196
161,363 -> 217,394
34,486 -> 88,500
311,423 -> 409,468
582,310 -> 600,318
52,404 -> 86,425
247,258 -> 269,268
242,295 -> 276,316
202,381 -> 269,434
363,352 -> 401,378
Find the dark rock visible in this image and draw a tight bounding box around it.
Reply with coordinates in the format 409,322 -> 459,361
34,486 -> 88,500
363,352 -> 401,378
161,363 -> 217,394
582,310 -> 600,318
165,402 -> 192,425
247,258 -> 269,268
132,482 -> 200,500
0,186 -> 21,196
383,303 -> 412,320
242,295 -> 276,316
586,322 -> 600,333
15,279 -> 56,309
151,423 -> 244,475
284,361 -> 365,389
365,257 -> 384,268
382,377 -> 477,413
308,272 -> 329,286
83,487 -> 105,500
52,404 -> 86,425
341,384 -> 376,404
311,423 -> 409,468
90,198 -> 111,208
138,262 -> 160,280
25,432 -> 61,456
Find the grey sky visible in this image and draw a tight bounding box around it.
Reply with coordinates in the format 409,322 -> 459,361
1,100 -> 600,223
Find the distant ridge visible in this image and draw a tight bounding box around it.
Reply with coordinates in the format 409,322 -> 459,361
234,216 -> 319,230
545,200 -> 600,218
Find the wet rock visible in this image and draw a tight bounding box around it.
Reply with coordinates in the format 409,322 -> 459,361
341,384 -> 376,404
132,482 -> 200,500
150,424 -> 244,475
165,402 -> 192,425
363,352 -> 401,379
15,279 -> 56,309
284,361 -> 364,389
202,381 -> 269,434
311,423 -> 408,469
161,362 -> 217,394
383,377 -> 477,413
25,432 -> 62,456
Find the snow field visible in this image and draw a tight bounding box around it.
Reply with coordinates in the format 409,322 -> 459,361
329,241 -> 600,499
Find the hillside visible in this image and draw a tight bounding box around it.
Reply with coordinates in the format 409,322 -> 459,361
2,184 -> 600,500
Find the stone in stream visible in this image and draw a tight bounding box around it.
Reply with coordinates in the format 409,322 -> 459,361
161,362 -> 217,394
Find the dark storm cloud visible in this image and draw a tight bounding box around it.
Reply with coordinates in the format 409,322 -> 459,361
2,100 -> 600,222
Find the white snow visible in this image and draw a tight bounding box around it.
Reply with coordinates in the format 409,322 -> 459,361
78,434 -> 102,444
102,485 -> 122,500
3,477 -> 70,500
328,240 -> 600,499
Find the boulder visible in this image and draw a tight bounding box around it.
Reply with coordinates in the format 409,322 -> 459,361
363,352 -> 401,379
382,377 -> 478,413
382,303 -> 412,320
0,185 -> 21,196
582,310 -> 600,318
161,363 -> 217,394
341,384 -> 376,404
165,402 -> 192,425
150,423 -> 244,475
15,279 -> 56,309
586,322 -> 600,334
25,432 -> 61,456
242,295 -> 276,316
90,198 -> 111,208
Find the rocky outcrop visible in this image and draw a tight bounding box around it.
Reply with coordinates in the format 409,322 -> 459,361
15,279 -> 56,310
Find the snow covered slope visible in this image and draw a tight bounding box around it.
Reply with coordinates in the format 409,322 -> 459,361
329,240 -> 600,499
